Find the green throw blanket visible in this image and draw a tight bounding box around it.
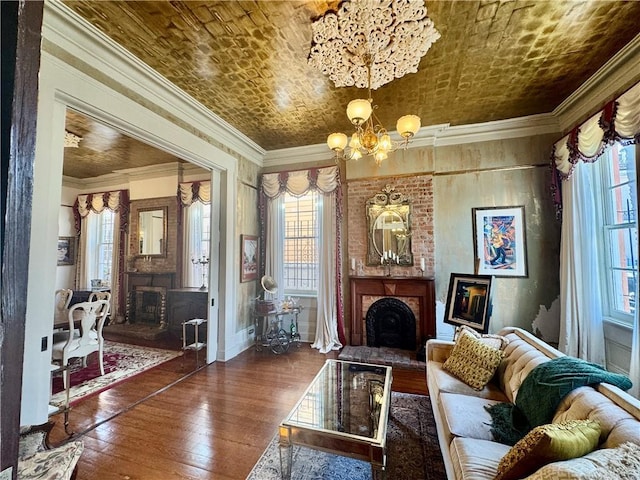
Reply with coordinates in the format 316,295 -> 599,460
486,356 -> 632,445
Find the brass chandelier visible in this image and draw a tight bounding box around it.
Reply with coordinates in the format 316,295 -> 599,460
326,54 -> 421,166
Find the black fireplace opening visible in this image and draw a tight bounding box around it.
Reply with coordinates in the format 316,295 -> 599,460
365,297 -> 416,351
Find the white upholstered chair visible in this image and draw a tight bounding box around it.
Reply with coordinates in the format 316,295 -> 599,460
51,299 -> 109,388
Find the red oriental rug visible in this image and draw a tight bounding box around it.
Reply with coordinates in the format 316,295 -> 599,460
50,341 -> 181,407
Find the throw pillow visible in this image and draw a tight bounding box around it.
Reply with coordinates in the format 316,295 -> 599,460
495,419 -> 601,480
443,331 -> 504,390
454,325 -> 510,350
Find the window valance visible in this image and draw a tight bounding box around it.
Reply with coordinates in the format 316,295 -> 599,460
178,181 -> 211,206
261,166 -> 340,198
551,81 -> 639,214
73,190 -> 129,234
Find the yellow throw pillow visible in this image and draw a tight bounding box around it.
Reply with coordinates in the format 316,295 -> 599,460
442,331 -> 504,390
454,325 -> 510,350
495,420 -> 601,480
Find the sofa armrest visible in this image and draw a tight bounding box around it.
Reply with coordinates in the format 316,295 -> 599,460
427,339 -> 454,363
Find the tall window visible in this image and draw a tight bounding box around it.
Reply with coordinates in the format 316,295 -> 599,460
283,191 -> 319,294
599,142 -> 638,323
87,210 -> 115,285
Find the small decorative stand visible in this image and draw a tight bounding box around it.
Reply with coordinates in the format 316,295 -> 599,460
182,318 -> 207,368
191,256 -> 209,291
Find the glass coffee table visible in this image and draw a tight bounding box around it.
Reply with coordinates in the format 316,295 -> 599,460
279,359 -> 393,479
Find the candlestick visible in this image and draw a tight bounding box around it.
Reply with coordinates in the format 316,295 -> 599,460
420,257 -> 426,271
351,258 -> 356,271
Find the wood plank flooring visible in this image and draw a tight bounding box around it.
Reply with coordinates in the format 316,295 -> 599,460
49,344 -> 428,480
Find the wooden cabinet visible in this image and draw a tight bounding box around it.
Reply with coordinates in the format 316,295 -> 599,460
167,288 -> 208,344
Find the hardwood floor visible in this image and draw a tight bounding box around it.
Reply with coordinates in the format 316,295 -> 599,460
49,344 -> 428,480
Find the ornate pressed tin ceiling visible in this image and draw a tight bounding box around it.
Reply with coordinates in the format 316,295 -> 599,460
60,1 -> 640,177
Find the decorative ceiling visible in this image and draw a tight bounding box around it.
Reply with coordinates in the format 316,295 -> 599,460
61,0 -> 640,178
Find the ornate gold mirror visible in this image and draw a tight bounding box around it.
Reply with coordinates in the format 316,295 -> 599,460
366,185 -> 413,266
137,207 -> 167,256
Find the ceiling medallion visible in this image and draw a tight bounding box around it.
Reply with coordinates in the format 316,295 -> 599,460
308,0 -> 440,90
64,130 -> 82,148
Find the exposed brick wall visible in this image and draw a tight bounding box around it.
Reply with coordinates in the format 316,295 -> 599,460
346,174 -> 434,278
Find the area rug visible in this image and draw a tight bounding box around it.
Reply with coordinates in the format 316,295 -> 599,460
50,341 -> 181,408
338,345 -> 426,371
246,392 -> 445,480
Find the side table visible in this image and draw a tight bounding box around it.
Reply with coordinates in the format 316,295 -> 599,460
182,318 -> 207,368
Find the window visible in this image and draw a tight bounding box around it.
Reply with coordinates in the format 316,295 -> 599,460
599,142 -> 638,323
283,191 -> 319,294
87,209 -> 115,286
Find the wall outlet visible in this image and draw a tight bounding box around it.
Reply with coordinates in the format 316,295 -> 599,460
41,336 -> 47,352
248,328 -> 254,335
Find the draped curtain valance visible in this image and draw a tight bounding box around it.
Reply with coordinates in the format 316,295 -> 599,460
178,181 -> 211,206
73,190 -> 129,234
551,81 -> 640,215
260,166 -> 340,199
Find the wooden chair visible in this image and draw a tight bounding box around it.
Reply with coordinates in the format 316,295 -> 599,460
52,299 -> 109,389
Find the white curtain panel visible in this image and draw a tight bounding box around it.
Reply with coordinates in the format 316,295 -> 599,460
312,193 -> 343,354
558,161 -> 606,365
182,202 -> 205,287
264,195 -> 284,302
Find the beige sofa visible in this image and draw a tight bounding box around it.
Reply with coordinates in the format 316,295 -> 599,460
427,326 -> 640,479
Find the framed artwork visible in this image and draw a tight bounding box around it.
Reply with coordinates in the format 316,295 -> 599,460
57,236 -> 75,266
472,205 -> 528,277
444,273 -> 493,333
240,234 -> 258,283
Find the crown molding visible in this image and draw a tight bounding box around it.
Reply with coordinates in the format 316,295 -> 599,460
43,1 -> 265,166
61,162 -> 209,190
552,33 -> 640,132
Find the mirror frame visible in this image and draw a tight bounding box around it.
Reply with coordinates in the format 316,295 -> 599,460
366,185 -> 413,266
136,206 -> 168,257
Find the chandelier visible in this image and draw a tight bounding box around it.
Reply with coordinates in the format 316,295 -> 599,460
308,0 -> 440,165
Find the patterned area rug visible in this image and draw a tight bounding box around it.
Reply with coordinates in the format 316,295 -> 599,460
246,392 -> 445,480
50,341 -> 181,408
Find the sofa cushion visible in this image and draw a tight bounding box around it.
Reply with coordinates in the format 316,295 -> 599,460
495,420 -> 601,480
525,441 -> 640,479
443,333 -> 504,390
455,325 -> 510,350
450,437 -> 510,480
428,361 -> 508,401
552,386 -> 640,448
440,392 -> 503,441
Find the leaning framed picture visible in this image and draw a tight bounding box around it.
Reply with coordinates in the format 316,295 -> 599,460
444,273 -> 493,333
240,234 -> 258,283
472,205 -> 528,277
57,236 -> 75,266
